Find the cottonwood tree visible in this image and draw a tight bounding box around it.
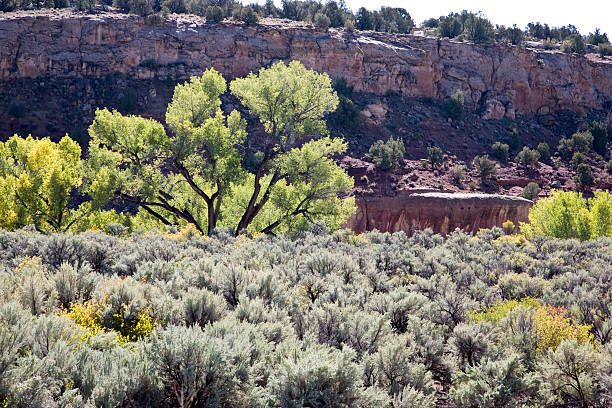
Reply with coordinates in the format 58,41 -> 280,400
87,69 -> 247,235
0,135 -> 87,232
87,61 -> 354,235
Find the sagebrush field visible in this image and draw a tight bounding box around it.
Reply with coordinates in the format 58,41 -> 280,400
1,226 -> 612,407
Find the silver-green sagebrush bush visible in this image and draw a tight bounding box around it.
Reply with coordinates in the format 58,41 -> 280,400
451,354 -> 541,407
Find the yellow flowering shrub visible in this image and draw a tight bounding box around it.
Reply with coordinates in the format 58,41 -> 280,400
167,223 -> 207,241
533,305 -> 593,354
62,299 -> 156,344
62,300 -> 105,343
471,298 -> 593,354
471,298 -> 541,323
492,234 -> 530,248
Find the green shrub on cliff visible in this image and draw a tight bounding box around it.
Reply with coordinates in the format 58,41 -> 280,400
368,137 -> 405,170
314,12 -> 331,29
515,147 -> 540,168
473,154 -> 496,180
237,6 -> 258,26
598,42 -> 612,58
574,163 -> 594,188
491,142 -> 509,161
330,95 -> 360,128
444,89 -> 465,121
558,131 -> 593,156
521,182 -> 541,201
561,34 -> 586,54
427,146 -> 445,168
591,121 -> 608,156
537,142 -> 551,163
205,5 -> 224,22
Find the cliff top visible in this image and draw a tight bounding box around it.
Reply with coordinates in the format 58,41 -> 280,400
1,9 -> 610,67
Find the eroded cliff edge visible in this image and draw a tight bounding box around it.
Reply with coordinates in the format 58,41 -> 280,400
346,193 -> 532,235
1,10 -> 611,118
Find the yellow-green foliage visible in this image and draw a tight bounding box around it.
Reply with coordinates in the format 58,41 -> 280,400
471,298 -> 541,323
502,220 -> 515,234
492,233 -> 530,248
62,300 -> 105,342
471,298 -> 592,353
533,305 -> 593,354
62,299 -> 156,344
0,135 -> 83,231
522,190 -> 612,240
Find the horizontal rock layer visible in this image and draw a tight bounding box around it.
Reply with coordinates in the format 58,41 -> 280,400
346,193 -> 532,235
0,11 -> 611,116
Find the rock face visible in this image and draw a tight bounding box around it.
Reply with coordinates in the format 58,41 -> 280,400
346,192 -> 532,235
0,11 -> 611,117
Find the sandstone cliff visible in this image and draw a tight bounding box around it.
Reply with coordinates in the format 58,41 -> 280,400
346,192 -> 532,235
0,11 -> 611,118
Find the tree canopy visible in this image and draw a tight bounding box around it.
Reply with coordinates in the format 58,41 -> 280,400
86,61 -> 353,236
0,135 -> 84,232
522,190 -> 612,241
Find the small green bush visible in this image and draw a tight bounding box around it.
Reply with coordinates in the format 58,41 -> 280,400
314,12 -> 331,29
587,28 -> 609,45
591,121 -> 608,156
464,12 -> 494,43
205,5 -> 224,23
473,155 -> 496,180
438,16 -> 462,38
444,90 -> 465,121
561,34 -> 586,54
558,131 -> 593,156
574,163 -> 594,187
536,142 -> 551,163
515,147 -> 540,167
161,0 -> 185,14
499,24 -> 525,45
331,96 -> 360,128
507,129 -> 520,151
570,152 -> 587,169
238,6 -> 259,26
344,19 -> 356,33
491,142 -> 509,161
368,137 -> 405,170
598,42 -> 612,58
521,182 -> 541,201
449,164 -> 466,185
427,146 -> 444,168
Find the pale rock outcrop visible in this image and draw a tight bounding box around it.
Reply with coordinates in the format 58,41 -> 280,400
346,192 -> 532,235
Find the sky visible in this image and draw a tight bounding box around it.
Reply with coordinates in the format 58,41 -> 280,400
252,0 -> 612,37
